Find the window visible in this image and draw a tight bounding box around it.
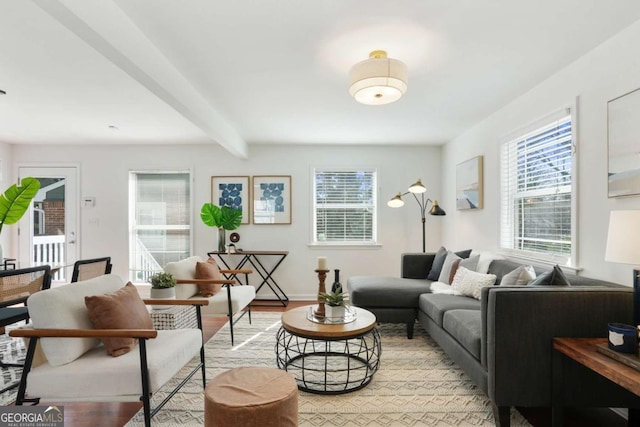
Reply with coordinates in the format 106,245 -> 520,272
500,109 -> 574,264
129,172 -> 191,281
313,169 -> 377,244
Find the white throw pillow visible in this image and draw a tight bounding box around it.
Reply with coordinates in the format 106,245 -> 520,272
430,282 -> 462,295
27,274 -> 125,367
164,256 -> 203,299
500,265 -> 536,286
471,251 -> 506,274
451,266 -> 497,300
438,251 -> 462,284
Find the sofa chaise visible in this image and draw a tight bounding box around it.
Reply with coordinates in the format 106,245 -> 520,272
348,252 -> 639,426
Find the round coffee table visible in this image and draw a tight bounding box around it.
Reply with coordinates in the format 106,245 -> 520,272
275,305 -> 381,394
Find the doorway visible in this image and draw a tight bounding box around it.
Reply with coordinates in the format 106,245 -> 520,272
18,167 -> 79,281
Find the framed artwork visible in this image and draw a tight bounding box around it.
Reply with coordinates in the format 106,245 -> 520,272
608,87 -> 640,197
211,176 -> 250,224
456,156 -> 483,210
252,175 -> 292,224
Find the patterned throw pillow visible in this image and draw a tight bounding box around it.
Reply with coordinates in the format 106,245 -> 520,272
500,265 -> 536,286
451,267 -> 497,300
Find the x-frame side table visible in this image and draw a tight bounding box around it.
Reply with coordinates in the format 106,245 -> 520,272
208,250 -> 289,306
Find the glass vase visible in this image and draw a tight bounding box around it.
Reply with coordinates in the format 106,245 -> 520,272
218,227 -> 226,252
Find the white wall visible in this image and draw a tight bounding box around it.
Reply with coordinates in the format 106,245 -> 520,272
442,19 -> 640,285
11,143 -> 442,299
0,142 -> 14,258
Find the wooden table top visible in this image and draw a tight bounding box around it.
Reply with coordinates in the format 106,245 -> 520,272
209,250 -> 289,255
553,337 -> 640,397
281,305 -> 376,339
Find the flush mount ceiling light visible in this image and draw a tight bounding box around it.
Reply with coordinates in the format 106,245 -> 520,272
348,50 -> 408,106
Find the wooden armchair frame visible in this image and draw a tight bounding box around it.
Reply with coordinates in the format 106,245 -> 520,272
175,268 -> 253,346
10,298 -> 209,427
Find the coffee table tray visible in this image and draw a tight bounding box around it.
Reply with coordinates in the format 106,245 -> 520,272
306,305 -> 357,324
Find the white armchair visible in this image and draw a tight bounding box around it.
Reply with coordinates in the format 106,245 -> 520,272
9,274 -> 208,427
163,256 -> 255,345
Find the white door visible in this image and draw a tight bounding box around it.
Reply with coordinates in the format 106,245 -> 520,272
18,167 -> 79,281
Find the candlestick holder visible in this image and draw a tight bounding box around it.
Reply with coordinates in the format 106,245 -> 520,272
314,269 -> 330,318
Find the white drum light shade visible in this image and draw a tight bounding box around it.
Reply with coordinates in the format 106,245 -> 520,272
349,50 -> 408,105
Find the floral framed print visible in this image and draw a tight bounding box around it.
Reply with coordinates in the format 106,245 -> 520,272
252,175 -> 292,224
608,87 -> 640,197
211,176 -> 250,224
456,156 -> 483,210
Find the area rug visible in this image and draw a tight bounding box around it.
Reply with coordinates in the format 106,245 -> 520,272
0,323 -> 26,406
126,313 -> 531,426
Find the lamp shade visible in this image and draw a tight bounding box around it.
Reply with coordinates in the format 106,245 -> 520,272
605,210 -> 640,265
429,200 -> 446,216
387,193 -> 404,208
408,178 -> 426,194
349,50 -> 408,106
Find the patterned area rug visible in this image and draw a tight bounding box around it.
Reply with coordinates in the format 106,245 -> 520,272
126,312 -> 531,426
0,323 -> 27,406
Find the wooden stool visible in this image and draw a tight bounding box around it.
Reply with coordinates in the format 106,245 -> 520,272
205,367 -> 298,427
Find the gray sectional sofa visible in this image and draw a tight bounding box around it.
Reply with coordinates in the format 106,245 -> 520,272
348,252 -> 639,426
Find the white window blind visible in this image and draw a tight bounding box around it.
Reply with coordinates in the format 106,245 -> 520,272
500,110 -> 573,261
129,172 -> 191,281
313,169 -> 377,243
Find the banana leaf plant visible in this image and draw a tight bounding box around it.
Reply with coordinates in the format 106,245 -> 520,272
0,177 -> 41,234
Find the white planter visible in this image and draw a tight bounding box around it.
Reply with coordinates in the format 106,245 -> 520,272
150,287 -> 176,310
325,304 -> 346,320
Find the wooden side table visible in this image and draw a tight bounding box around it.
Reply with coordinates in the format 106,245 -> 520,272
552,337 -> 640,426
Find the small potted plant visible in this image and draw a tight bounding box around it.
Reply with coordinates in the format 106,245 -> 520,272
149,272 -> 177,310
320,284 -> 347,319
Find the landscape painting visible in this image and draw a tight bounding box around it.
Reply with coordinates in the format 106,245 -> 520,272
456,156 -> 483,210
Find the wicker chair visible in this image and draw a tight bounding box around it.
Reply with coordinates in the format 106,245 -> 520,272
71,257 -> 112,282
0,266 -> 51,393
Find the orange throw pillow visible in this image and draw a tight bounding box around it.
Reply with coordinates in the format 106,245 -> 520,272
85,283 -> 154,357
195,258 -> 223,297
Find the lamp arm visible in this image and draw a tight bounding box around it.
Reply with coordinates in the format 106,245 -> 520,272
411,193 -> 435,219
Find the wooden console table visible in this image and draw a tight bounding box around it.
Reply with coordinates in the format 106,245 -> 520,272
208,250 -> 289,306
552,337 -> 640,426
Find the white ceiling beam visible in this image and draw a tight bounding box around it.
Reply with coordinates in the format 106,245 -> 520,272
33,0 -> 248,159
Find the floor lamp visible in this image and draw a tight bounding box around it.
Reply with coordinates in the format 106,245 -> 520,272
388,179 -> 446,253
605,210 -> 640,326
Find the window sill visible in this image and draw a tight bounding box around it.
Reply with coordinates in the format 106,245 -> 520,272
308,243 -> 382,250
498,250 -> 582,274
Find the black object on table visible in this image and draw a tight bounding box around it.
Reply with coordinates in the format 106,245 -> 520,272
208,250 -> 289,306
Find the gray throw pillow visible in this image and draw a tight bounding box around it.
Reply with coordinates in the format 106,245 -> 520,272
427,247 -> 448,280
459,254 -> 480,272
527,265 -> 571,286
454,249 -> 472,259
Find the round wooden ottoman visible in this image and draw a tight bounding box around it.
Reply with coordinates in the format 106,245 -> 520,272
204,367 -> 298,427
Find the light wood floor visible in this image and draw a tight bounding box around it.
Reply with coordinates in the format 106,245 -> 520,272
17,301 -> 625,427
